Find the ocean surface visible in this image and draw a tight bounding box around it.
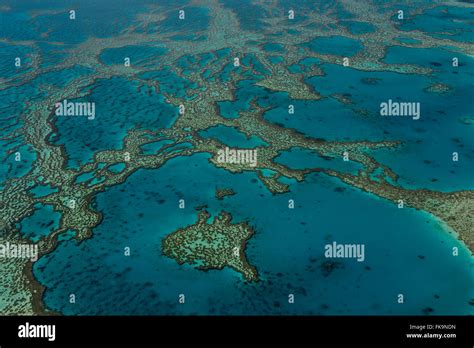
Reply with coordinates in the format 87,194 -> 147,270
1,0 -> 472,315
33,153 -> 474,315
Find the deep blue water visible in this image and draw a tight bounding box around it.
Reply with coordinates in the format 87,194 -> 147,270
33,153 -> 474,315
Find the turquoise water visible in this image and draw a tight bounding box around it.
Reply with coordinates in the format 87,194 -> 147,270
0,83 -> 42,185
263,43 -> 285,53
342,21 -> 375,35
217,79 -> 288,119
302,35 -> 363,57
198,125 -> 269,148
159,6 -> 210,34
275,147 -> 362,174
34,153 -> 474,315
37,42 -> 70,69
75,171 -> 96,184
53,76 -> 178,168
100,46 -> 168,67
29,184 -> 59,198
302,60 -> 473,191
0,43 -> 33,79
269,56 -> 284,64
18,204 -> 61,243
217,51 -> 472,192
140,139 -> 175,155
397,6 -> 474,42
242,54 -> 271,76
0,144 -> 36,183
32,65 -> 95,87
2,0 -> 472,317
108,163 -> 127,173
1,0 -> 150,43
394,37 -> 422,45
